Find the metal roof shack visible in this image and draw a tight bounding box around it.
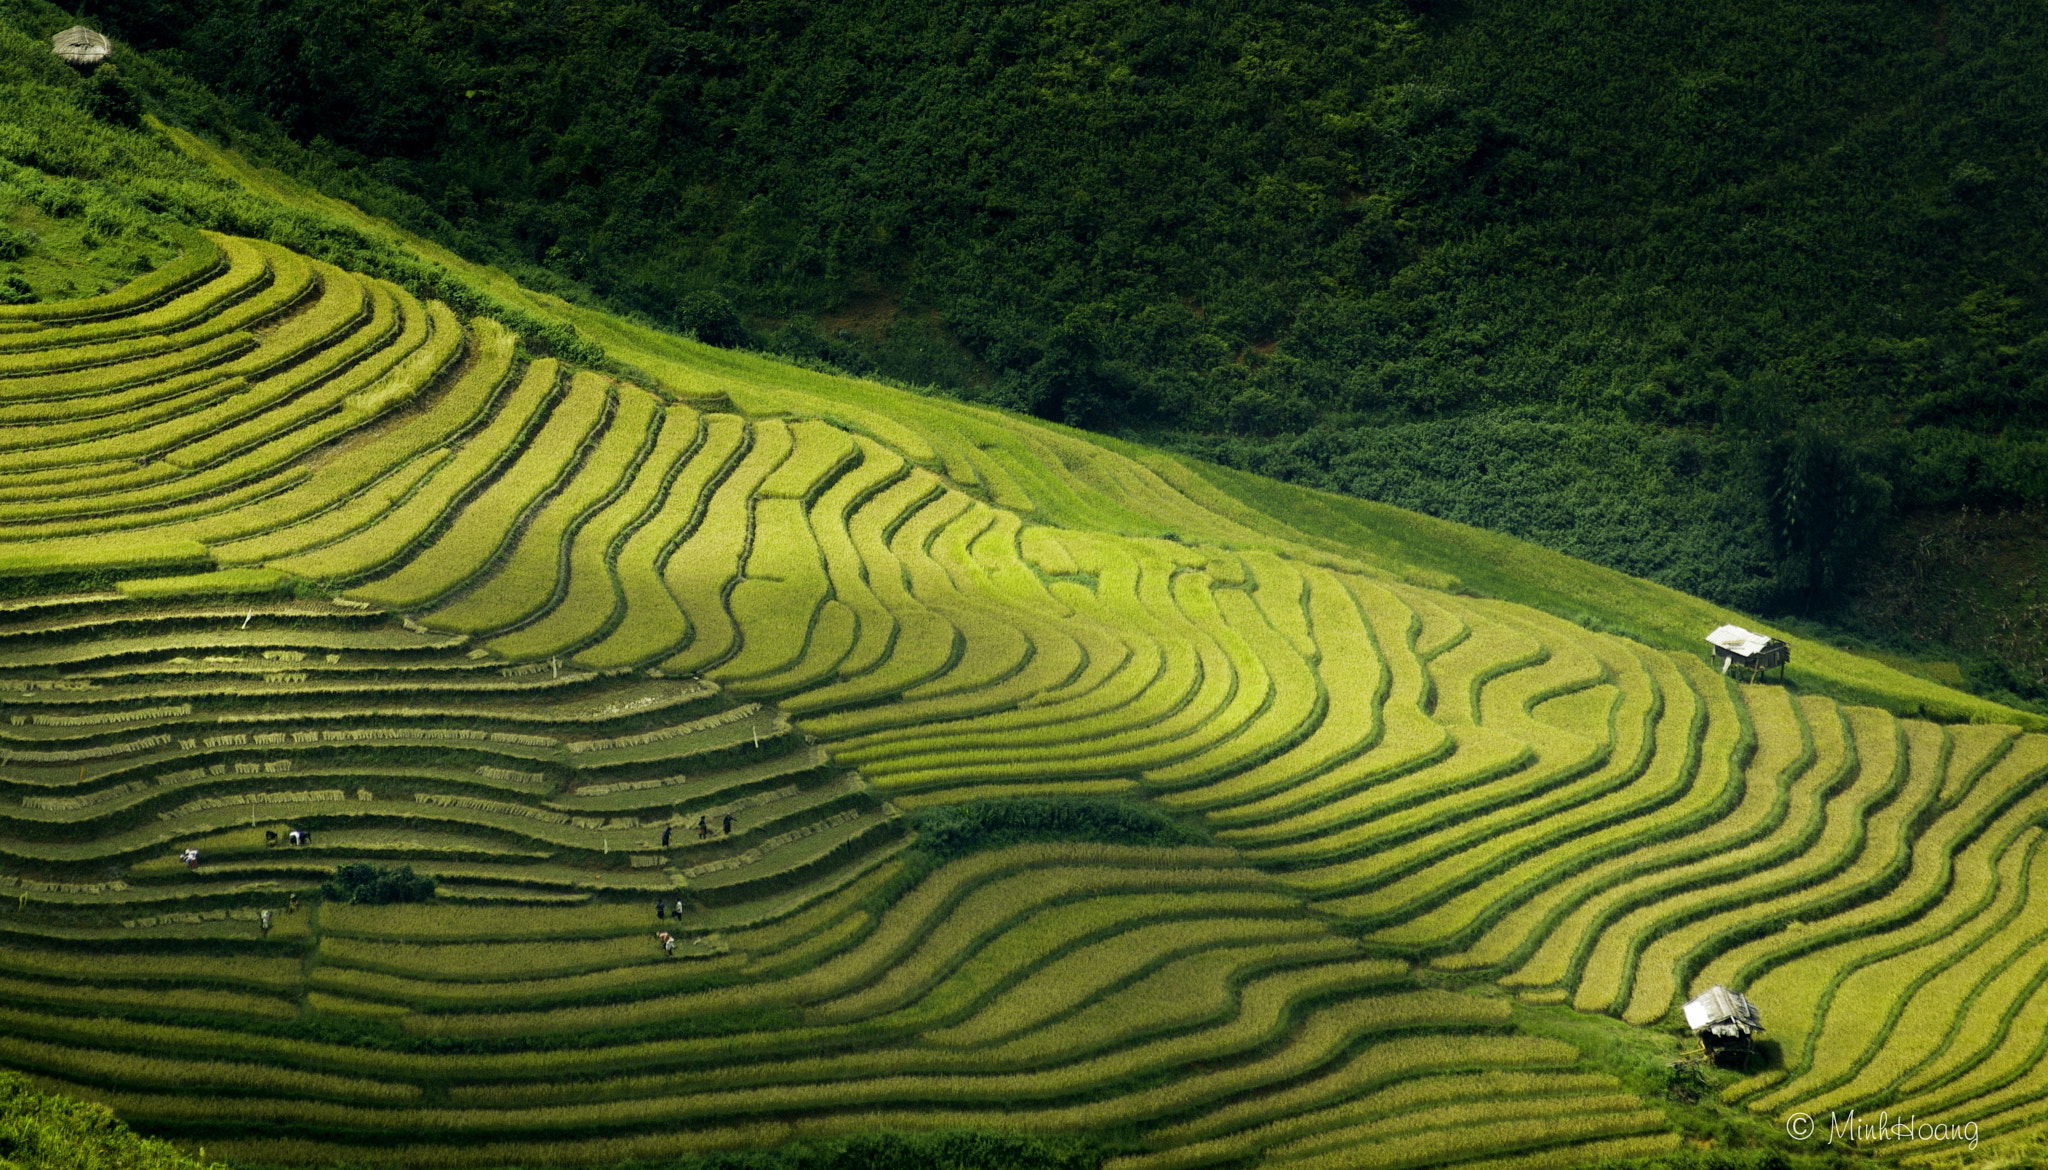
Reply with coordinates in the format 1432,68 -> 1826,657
51,26 -> 111,68
1683,984 -> 1763,1039
1705,624 -> 1789,681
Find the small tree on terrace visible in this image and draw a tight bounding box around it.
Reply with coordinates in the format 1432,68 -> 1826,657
322,862 -> 436,905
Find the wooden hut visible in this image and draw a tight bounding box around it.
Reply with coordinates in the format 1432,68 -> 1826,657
1683,984 -> 1763,1039
51,26 -> 111,68
1705,624 -> 1790,682
1681,983 -> 1764,1068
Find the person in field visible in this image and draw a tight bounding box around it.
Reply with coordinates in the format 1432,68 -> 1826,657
697,815 -> 709,838
723,813 -> 733,835
655,898 -> 665,920
661,825 -> 671,847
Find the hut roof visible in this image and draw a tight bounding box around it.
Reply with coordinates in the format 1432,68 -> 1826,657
1682,984 -> 1763,1037
51,26 -> 111,67
1705,625 -> 1774,658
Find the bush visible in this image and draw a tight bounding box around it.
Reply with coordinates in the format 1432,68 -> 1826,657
0,1069 -> 226,1169
0,225 -> 33,261
910,797 -> 1207,862
674,290 -> 746,348
322,862 -> 437,905
76,63 -> 144,127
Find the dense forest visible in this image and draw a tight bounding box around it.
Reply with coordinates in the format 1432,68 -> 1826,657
16,0 -> 2048,703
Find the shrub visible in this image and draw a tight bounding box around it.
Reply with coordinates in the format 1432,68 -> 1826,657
0,1069 -> 227,1170
675,290 -> 746,349
910,797 -> 1206,862
75,64 -> 143,128
323,862 -> 436,905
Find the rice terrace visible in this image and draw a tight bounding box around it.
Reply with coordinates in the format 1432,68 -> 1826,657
4,6 -> 2048,1170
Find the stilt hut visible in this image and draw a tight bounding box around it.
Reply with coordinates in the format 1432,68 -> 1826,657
1682,984 -> 1764,1068
1705,625 -> 1790,682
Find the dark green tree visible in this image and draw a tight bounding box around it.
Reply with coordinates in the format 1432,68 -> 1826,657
322,862 -> 436,905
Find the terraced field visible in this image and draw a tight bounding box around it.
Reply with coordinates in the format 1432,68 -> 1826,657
3,232 -> 2047,1166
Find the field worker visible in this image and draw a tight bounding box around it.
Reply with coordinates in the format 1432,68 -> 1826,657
288,893 -> 299,913
181,848 -> 200,869
697,814 -> 709,838
661,825 -> 671,847
664,935 -> 677,957
656,900 -> 666,920
288,829 -> 301,846
674,898 -> 684,918
260,910 -> 271,932
723,813 -> 733,835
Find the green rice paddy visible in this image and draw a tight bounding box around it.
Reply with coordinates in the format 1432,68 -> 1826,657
1,229 -> 2045,1168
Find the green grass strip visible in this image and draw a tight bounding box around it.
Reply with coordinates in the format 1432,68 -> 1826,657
1471,661 -> 1763,987
0,367 -> 249,452
920,913 -> 1332,1049
1367,644 -> 1682,954
1135,1064 -> 1605,1168
807,888 -> 1300,1025
0,538 -> 209,578
166,288 -> 451,472
1605,700 -> 1875,1020
1754,817 -> 2048,1116
710,496 -> 838,685
812,533 -> 1186,760
796,437 -> 907,685
774,471 -> 967,715
0,276 -> 401,488
404,844 -> 1244,1037
1162,566 -> 1392,812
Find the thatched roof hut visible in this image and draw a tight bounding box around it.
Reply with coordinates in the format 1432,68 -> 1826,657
51,26 -> 111,68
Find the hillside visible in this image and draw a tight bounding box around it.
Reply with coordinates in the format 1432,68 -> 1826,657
3,9 -> 2048,1170
67,0 -> 2048,674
